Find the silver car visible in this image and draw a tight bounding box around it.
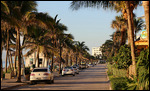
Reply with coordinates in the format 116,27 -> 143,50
62,66 -> 75,76
72,66 -> 79,74
30,67 -> 54,84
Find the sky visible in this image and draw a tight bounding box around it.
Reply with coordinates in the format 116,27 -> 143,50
2,1 -> 145,67
36,1 -> 144,54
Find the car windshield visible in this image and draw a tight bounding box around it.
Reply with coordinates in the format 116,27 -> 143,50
33,69 -> 47,72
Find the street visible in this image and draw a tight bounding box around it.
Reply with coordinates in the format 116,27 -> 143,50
11,64 -> 110,90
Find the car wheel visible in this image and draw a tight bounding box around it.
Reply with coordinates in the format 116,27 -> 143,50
46,80 -> 51,84
73,74 -> 75,76
62,75 -> 64,76
51,79 -> 54,83
30,81 -> 35,85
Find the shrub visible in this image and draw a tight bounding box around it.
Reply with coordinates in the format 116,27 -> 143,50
136,48 -> 149,90
112,45 -> 132,69
110,77 -> 128,90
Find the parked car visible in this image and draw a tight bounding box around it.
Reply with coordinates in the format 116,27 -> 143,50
30,67 -> 54,84
80,63 -> 87,69
88,64 -> 94,67
72,66 -> 79,74
62,66 -> 75,76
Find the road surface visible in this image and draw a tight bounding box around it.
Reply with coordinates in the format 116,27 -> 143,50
12,64 -> 110,90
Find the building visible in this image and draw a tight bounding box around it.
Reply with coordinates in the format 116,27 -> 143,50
25,52 -> 49,68
92,47 -> 102,58
135,29 -> 148,56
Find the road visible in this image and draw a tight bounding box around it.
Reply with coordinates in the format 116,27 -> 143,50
12,64 -> 110,90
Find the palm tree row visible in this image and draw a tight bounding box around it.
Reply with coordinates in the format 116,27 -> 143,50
70,0 -> 149,78
1,1 -> 92,82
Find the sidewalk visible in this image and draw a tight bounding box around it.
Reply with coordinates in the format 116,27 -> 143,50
1,71 -> 60,90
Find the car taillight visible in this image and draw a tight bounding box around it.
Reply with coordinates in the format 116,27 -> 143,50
44,73 -> 49,75
30,74 -> 35,76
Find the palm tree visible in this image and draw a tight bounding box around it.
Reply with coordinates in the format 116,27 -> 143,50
134,18 -> 144,40
1,1 -> 10,78
111,15 -> 128,46
142,1 -> 149,47
4,1 -> 38,82
125,1 -> 137,76
24,25 -> 57,68
70,1 -> 141,76
74,41 -> 89,65
58,33 -> 74,74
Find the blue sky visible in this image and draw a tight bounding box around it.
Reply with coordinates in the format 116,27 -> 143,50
2,1 -> 145,67
36,1 -> 144,54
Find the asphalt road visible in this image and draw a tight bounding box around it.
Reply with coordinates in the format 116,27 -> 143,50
11,64 -> 111,90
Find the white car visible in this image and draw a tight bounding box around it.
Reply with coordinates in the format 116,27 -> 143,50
88,64 -> 94,67
72,66 -> 79,74
30,67 -> 54,84
62,66 -> 75,76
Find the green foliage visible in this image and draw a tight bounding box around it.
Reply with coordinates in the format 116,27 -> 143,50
107,63 -> 127,77
110,77 -> 128,90
125,48 -> 149,90
136,48 -> 149,90
112,45 -> 132,69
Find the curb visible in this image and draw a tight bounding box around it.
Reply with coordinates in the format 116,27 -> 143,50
105,67 -> 112,90
1,82 -> 29,90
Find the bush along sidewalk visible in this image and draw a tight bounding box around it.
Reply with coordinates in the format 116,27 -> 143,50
107,47 -> 149,90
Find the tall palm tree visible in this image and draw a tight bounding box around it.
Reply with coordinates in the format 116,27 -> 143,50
24,25 -> 57,68
111,15 -> 128,46
70,1 -> 140,76
5,1 -> 38,82
74,41 -> 89,65
142,1 -> 149,47
125,1 -> 137,76
1,1 -> 10,78
58,33 -> 74,74
134,18 -> 144,40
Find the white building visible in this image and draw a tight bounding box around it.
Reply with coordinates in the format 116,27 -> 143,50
92,47 -> 102,58
25,52 -> 49,68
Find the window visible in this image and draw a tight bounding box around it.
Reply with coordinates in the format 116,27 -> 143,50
39,59 -> 42,64
33,69 -> 47,72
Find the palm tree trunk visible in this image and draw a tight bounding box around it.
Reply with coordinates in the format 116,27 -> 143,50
143,1 -> 149,47
14,34 -> 18,76
1,38 -> 3,78
16,29 -> 21,82
8,52 -> 12,70
5,29 -> 9,73
70,56 -> 72,66
66,53 -> 68,66
9,51 -> 14,73
76,53 -> 78,65
36,47 -> 39,67
59,46 -> 62,74
126,1 -> 136,76
51,53 -> 54,72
